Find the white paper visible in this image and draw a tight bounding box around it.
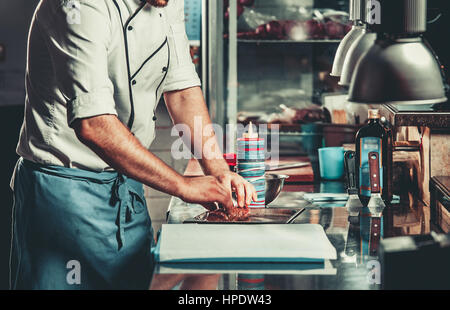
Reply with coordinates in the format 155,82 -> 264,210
156,224 -> 337,263
303,193 -> 349,202
156,260 -> 337,275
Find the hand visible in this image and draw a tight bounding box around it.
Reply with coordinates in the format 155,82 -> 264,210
178,176 -> 234,212
214,171 -> 258,208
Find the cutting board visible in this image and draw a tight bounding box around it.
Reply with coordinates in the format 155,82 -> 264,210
183,208 -> 304,224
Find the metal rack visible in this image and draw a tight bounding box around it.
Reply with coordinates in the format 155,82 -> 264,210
202,1 -> 346,136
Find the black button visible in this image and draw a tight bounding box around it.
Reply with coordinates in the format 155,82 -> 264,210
128,26 -> 133,31
162,67 -> 168,72
132,80 -> 137,85
153,115 -> 157,121
159,13 -> 162,17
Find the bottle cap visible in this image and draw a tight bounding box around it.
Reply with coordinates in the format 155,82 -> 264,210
368,109 -> 380,119
223,153 -> 237,166
242,121 -> 259,139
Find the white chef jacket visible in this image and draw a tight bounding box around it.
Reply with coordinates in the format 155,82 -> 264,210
16,0 -> 201,171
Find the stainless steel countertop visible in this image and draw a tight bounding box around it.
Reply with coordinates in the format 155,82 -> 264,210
150,182 -> 432,290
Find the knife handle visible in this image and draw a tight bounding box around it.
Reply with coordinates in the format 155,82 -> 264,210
369,217 -> 381,256
344,151 -> 357,193
368,152 -> 380,194
345,217 -> 361,256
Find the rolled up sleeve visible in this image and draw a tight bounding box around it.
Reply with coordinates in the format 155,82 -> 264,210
40,0 -> 117,126
163,0 -> 201,93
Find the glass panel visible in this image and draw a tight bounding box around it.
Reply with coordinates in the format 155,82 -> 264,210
223,0 -> 352,121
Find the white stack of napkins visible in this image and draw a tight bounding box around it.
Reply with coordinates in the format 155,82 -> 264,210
154,224 -> 337,263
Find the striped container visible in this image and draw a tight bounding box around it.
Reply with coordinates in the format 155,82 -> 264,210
237,137 -> 265,208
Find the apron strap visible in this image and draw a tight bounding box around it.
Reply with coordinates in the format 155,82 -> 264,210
111,174 -> 142,250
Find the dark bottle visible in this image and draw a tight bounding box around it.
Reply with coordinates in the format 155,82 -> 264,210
355,109 -> 392,206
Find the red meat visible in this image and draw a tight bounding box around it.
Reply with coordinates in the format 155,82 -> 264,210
265,21 -> 284,39
207,207 -> 250,222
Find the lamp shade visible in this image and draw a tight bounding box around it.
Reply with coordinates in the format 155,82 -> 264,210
330,26 -> 365,77
350,0 -> 366,21
374,0 -> 427,34
348,38 -> 447,105
330,0 -> 366,77
339,31 -> 377,86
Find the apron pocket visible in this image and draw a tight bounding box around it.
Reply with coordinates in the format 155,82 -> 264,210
130,192 -> 146,214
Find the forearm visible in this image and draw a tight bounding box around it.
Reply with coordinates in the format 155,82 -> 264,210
164,86 -> 229,175
164,87 -> 257,208
73,114 -> 185,197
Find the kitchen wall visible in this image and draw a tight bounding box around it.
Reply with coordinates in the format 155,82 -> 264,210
0,0 -> 39,106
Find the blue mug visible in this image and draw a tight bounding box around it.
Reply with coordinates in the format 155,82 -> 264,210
318,147 -> 345,180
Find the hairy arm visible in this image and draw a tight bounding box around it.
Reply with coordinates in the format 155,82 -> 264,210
72,115 -> 233,210
164,86 -> 228,175
164,86 -> 257,207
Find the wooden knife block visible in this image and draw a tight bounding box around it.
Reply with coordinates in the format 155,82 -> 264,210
393,126 -> 450,207
393,127 -> 430,205
392,150 -> 421,202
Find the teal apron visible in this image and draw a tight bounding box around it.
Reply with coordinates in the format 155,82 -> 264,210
10,158 -> 155,290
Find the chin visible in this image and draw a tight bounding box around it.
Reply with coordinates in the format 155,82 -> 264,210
147,0 -> 169,7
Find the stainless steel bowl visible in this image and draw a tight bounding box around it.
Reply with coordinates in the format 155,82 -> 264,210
265,174 -> 289,205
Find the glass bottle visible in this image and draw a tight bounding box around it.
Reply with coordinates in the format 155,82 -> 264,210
355,109 -> 392,206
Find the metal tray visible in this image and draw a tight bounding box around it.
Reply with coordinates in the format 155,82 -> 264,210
183,208 -> 305,224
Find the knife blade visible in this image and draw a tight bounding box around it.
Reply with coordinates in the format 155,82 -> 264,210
265,162 -> 310,171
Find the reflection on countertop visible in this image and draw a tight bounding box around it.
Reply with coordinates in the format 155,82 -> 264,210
151,181 -> 433,290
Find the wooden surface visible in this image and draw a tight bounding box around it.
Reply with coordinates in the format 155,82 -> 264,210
436,201 -> 450,233
394,126 -> 431,206
266,157 -> 314,183
381,103 -> 450,128
184,157 -> 314,183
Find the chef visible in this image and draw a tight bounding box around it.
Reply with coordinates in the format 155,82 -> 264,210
10,0 -> 256,289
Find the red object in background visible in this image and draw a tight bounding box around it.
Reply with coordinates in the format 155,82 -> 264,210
255,24 -> 268,38
223,153 -> 237,171
282,20 -> 297,37
265,21 -> 284,39
304,19 -> 326,39
324,20 -> 345,39
247,19 -> 333,41
224,0 -> 245,19
282,19 -> 325,40
244,19 -> 351,41
239,0 -> 255,7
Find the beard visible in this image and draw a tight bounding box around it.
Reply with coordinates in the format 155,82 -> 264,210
147,0 -> 169,7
